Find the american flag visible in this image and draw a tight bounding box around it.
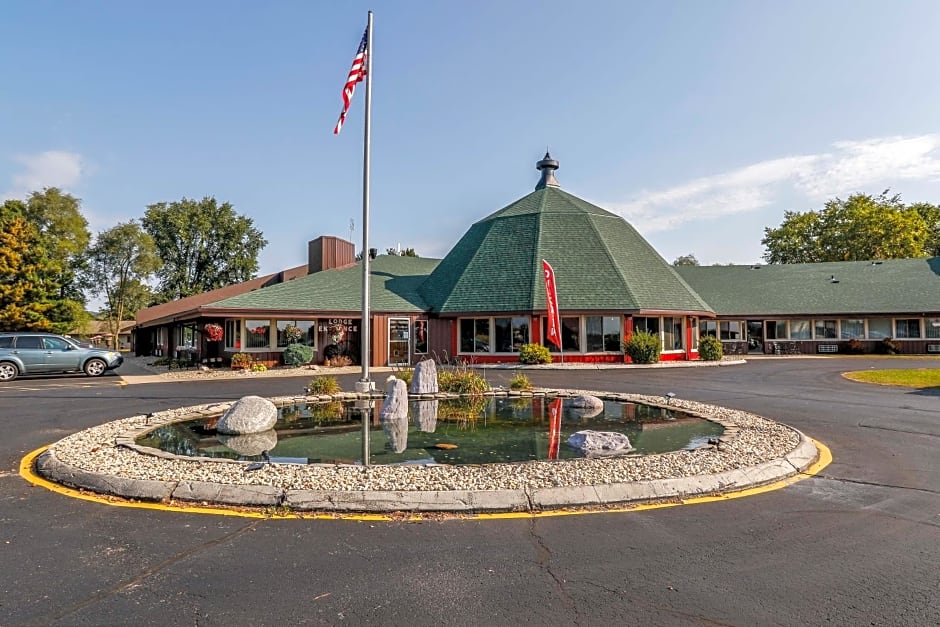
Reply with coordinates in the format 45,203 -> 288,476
333,29 -> 368,135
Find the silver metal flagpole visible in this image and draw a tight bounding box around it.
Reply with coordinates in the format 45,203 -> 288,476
357,10 -> 374,394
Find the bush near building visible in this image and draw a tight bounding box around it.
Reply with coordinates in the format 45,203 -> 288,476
624,330 -> 662,364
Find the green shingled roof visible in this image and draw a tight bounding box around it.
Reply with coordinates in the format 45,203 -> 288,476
205,255 -> 440,313
677,258 -> 940,316
418,186 -> 713,314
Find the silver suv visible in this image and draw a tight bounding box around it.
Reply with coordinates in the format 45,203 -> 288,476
0,332 -> 124,382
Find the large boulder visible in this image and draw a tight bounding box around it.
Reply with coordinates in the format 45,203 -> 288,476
216,396 -> 278,434
409,359 -> 439,394
568,395 -> 604,419
567,430 -> 633,455
414,399 -> 439,433
382,416 -> 409,453
218,430 -> 278,456
380,376 -> 408,420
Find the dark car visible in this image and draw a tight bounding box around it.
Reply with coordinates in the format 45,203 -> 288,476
0,332 -> 124,382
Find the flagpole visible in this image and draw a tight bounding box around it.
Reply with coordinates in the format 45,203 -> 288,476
357,10 -> 374,394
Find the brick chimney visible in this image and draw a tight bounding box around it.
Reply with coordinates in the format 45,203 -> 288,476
308,236 -> 356,274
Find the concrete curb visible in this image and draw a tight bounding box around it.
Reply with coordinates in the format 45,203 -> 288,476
35,431 -> 819,514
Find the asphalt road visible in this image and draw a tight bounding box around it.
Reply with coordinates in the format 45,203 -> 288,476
1,358 -> 937,626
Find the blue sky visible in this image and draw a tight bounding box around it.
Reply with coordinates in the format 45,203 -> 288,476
3,0 -> 940,275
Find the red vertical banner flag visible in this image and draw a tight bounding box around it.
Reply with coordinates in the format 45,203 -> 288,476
542,259 -> 562,349
547,397 -> 563,460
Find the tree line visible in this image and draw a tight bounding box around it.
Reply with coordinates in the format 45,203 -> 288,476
673,191 -> 940,266
0,189 -> 266,345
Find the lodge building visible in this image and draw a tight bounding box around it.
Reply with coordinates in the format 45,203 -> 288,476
134,155 -> 940,366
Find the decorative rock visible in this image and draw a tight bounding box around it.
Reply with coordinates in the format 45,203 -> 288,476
569,394 -> 605,419
380,377 -> 409,420
414,400 -> 438,433
567,430 -> 633,455
218,430 -> 278,456
216,396 -> 278,434
409,359 -> 439,394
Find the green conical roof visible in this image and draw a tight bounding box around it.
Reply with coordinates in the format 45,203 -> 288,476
418,186 -> 712,314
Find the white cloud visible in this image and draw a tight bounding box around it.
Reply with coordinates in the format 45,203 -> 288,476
608,134 -> 940,233
3,150 -> 85,199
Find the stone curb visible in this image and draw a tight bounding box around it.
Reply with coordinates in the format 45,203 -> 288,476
35,432 -> 819,514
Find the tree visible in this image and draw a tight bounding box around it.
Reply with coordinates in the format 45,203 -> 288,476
672,254 -> 699,266
85,222 -> 160,349
762,192 -> 933,263
910,202 -> 940,257
22,188 -> 90,303
385,247 -> 419,257
142,197 -> 267,301
0,211 -> 54,331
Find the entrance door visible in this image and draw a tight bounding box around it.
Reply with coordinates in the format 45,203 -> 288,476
746,320 -> 764,353
388,318 -> 410,366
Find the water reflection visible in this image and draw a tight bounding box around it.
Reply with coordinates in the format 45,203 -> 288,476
136,397 -> 723,466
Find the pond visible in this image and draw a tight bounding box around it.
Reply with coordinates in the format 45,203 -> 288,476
136,397 -> 724,466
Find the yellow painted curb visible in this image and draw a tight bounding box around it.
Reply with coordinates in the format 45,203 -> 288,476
19,439 -> 832,522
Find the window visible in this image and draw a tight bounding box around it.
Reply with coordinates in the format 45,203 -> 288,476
789,320 -> 811,340
840,319 -> 864,339
414,320 -> 428,354
868,318 -> 892,339
43,337 -> 70,350
765,320 -> 787,340
494,317 -> 529,352
0,337 -> 13,348
895,319 -> 921,339
602,316 -> 622,351
542,317 -> 580,352
720,321 -> 741,340
699,320 -> 718,337
927,318 -> 940,339
583,316 -> 621,352
245,319 -> 271,349
633,316 -> 660,335
663,316 -> 683,351
277,320 -> 316,348
814,320 -> 837,339
460,318 -> 491,353
15,336 -> 43,349
691,317 -> 699,350
224,320 -> 240,350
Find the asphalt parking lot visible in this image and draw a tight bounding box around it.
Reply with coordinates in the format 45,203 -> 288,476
1,357 -> 937,626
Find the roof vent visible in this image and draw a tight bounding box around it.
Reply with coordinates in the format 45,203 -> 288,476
535,152 -> 560,190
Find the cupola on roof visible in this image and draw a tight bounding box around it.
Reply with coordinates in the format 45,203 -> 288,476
418,155 -> 713,315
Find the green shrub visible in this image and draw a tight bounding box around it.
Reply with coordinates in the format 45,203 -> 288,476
438,365 -> 490,396
395,367 -> 414,386
623,330 -> 662,364
518,343 -> 552,364
508,372 -> 532,390
283,343 -> 314,366
251,362 -> 267,372
306,376 -> 341,395
698,335 -> 723,361
874,337 -> 901,355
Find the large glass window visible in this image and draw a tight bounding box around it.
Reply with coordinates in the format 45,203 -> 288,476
868,318 -> 892,339
543,317 -> 580,352
460,318 -> 491,353
245,319 -> 271,349
494,317 -> 529,352
585,317 -> 604,352
633,316 -> 660,335
700,320 -> 717,337
603,316 -> 622,351
663,316 -> 684,350
895,319 -> 921,339
765,320 -> 787,340
840,319 -> 864,340
276,320 -> 316,348
790,320 -> 811,340
927,318 -> 940,339
720,321 -> 741,340
814,320 -> 837,339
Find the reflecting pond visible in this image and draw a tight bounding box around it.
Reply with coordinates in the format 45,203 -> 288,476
136,397 -> 723,466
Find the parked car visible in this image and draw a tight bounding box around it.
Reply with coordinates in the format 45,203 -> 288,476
0,332 -> 124,382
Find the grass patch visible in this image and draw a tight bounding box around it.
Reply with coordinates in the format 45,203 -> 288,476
843,368 -> 940,388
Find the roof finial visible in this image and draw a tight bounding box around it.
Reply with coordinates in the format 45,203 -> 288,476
535,151 -> 560,190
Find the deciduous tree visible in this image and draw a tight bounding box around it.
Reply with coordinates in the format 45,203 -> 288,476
142,197 -> 267,301
0,212 -> 54,331
762,192 -> 932,263
86,222 -> 160,349
672,254 -> 699,266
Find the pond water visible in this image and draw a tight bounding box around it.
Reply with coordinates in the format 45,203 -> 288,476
136,397 -> 723,466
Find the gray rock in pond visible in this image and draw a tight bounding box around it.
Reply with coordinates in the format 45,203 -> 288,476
409,359 -> 439,394
414,399 -> 438,433
568,395 -> 605,419
218,430 -> 278,456
380,376 -> 409,420
216,396 -> 278,434
567,430 -> 633,455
